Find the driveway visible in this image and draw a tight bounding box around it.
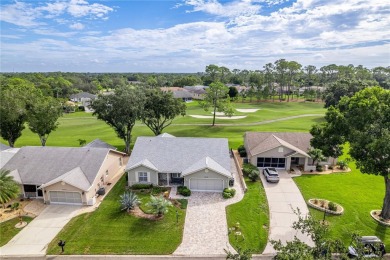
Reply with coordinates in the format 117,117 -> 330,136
0,205 -> 81,257
260,170 -> 314,255
173,157 -> 244,256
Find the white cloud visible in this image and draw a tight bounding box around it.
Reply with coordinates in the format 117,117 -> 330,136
67,0 -> 113,18
0,2 -> 42,27
69,22 -> 85,30
183,0 -> 261,17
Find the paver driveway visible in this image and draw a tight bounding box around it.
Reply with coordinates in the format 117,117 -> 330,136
260,170 -> 314,255
173,158 -> 244,255
0,205 -> 81,257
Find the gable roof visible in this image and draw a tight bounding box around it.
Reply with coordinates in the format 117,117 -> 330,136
2,146 -> 111,186
70,92 -> 96,99
126,159 -> 158,172
245,132 -> 312,157
40,167 -> 91,191
84,139 -> 117,150
126,135 -> 231,176
182,157 -> 231,177
0,148 -> 20,169
157,133 -> 175,138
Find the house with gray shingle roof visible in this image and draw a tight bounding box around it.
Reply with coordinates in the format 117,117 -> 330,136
126,134 -> 233,192
244,132 -> 335,171
84,139 -> 117,150
2,146 -> 127,205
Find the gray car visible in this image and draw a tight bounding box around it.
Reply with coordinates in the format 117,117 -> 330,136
263,167 -> 280,183
348,236 -> 385,258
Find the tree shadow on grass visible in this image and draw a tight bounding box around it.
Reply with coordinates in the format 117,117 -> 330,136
375,222 -> 387,242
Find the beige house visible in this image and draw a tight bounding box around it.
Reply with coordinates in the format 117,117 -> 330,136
2,146 -> 127,206
126,134 -> 233,192
244,132 -> 335,171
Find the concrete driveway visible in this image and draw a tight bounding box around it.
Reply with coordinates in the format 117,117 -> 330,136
0,205 -> 81,257
173,157 -> 244,256
260,170 -> 314,255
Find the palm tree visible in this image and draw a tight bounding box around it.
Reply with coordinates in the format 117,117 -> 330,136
0,169 -> 20,208
308,148 -> 326,166
119,191 -> 140,212
146,195 -> 172,217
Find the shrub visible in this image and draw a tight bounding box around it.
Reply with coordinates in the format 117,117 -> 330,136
320,200 -> 325,208
177,186 -> 191,196
242,163 -> 258,176
177,199 -> 188,209
11,202 -> 20,211
146,195 -> 173,216
337,160 -> 348,170
316,165 -> 323,172
237,145 -> 247,157
313,199 -> 318,204
132,183 -> 153,190
151,186 -> 169,195
119,191 -> 140,212
248,169 -> 259,182
223,188 -> 236,199
328,201 -> 337,211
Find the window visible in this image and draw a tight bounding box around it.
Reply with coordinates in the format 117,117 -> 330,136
105,170 -> 109,176
119,157 -> 122,166
278,147 -> 284,153
257,157 -> 286,168
138,172 -> 148,182
171,173 -> 181,178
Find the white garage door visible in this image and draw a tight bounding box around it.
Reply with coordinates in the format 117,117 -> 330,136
189,178 -> 224,192
49,191 -> 82,205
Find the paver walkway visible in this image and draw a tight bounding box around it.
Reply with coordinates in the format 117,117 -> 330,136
260,170 -> 314,255
173,157 -> 244,255
0,205 -> 81,257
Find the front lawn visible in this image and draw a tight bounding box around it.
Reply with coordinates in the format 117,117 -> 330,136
294,162 -> 390,247
0,216 -> 33,246
226,179 -> 269,253
47,176 -> 186,255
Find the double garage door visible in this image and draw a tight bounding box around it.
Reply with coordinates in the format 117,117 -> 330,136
189,178 -> 224,192
49,191 -> 82,205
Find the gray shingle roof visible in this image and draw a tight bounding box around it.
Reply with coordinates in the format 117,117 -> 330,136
173,90 -> 193,99
126,135 -> 231,176
245,132 -> 312,157
84,139 -> 117,150
0,148 -> 20,169
40,167 -> 91,191
2,146 -> 111,186
181,157 -> 231,177
70,92 -> 97,99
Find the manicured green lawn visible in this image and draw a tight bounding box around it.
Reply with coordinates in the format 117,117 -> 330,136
226,179 -> 269,253
294,161 -> 390,247
0,216 -> 34,246
46,176 -> 186,255
2,102 -> 325,150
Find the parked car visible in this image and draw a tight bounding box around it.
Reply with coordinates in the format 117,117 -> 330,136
263,167 -> 280,183
348,236 -> 385,258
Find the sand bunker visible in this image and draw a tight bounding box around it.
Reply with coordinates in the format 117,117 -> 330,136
211,112 -> 225,116
236,108 -> 259,113
190,115 -> 247,120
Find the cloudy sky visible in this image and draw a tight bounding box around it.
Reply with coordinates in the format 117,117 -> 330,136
1,0 -> 389,72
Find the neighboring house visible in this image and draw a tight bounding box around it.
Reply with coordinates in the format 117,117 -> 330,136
184,85 -> 208,100
161,87 -> 193,102
84,139 -> 117,150
69,92 -> 97,107
244,132 -> 335,172
2,146 -> 127,205
126,134 -> 233,192
298,86 -> 326,95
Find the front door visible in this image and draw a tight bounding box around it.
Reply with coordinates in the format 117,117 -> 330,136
37,188 -> 43,197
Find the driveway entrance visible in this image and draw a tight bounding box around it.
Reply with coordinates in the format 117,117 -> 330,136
260,170 -> 314,255
0,205 -> 80,257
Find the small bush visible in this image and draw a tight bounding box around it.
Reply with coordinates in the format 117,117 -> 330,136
11,202 -> 20,211
177,199 -> 188,209
119,191 -> 140,212
320,200 -> 325,208
177,186 -> 191,196
242,163 -> 258,176
223,188 -> 236,199
314,199 -> 318,204
316,165 -> 323,172
248,169 -> 259,182
328,201 -> 337,211
131,183 -> 153,190
337,160 -> 348,170
151,186 -> 169,195
237,145 -> 247,157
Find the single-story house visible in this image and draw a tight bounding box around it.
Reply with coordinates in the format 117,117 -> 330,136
69,92 -> 97,107
126,134 -> 233,192
184,85 -> 208,100
2,146 -> 127,205
244,132 -> 335,171
161,87 -> 193,102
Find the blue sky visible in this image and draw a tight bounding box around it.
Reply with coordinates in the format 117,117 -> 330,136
1,0 -> 389,72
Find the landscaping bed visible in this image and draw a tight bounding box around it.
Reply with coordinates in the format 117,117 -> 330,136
307,198 -> 344,215
47,176 -> 186,255
371,210 -> 390,227
226,178 -> 269,253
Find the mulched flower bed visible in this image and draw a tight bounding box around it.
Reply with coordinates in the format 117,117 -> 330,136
307,198 -> 344,215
